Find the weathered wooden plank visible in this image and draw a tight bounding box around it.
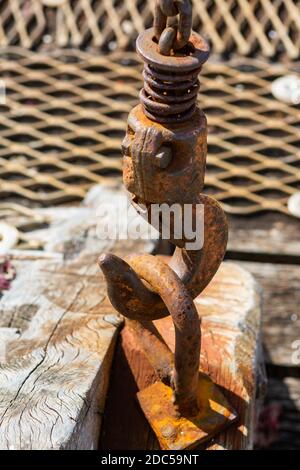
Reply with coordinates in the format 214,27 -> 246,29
237,261 -> 300,368
0,185 -> 154,450
257,378 -> 300,450
101,261 -> 264,450
228,213 -> 300,259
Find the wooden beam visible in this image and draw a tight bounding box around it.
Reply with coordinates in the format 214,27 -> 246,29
0,185 -> 154,450
236,261 -> 300,369
228,213 -> 300,260
258,378 -> 300,450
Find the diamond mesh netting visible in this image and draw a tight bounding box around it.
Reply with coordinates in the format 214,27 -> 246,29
0,1 -> 300,214
0,0 -> 299,59
0,47 -> 299,214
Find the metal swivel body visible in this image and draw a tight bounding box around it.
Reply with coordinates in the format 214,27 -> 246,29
99,0 -> 236,450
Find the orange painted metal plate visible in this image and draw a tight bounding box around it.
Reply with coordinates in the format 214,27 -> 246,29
137,373 -> 237,450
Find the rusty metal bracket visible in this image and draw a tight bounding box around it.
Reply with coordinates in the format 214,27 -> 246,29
99,0 -> 237,450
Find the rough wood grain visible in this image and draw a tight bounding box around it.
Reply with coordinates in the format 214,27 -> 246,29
0,185 -> 154,450
101,261 -> 264,450
228,213 -> 300,260
237,261 -> 300,368
259,378 -> 300,450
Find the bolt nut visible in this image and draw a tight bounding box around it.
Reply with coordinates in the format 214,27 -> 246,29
154,146 -> 172,169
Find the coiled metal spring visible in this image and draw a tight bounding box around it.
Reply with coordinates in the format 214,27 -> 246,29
140,62 -> 201,124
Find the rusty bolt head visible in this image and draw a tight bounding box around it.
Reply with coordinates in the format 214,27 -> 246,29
154,146 -> 173,168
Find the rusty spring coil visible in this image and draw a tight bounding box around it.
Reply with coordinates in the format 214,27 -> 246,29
140,63 -> 201,124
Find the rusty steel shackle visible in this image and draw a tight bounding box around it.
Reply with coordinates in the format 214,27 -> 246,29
99,1 -> 228,421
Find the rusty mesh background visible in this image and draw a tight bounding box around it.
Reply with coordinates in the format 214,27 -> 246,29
0,1 -> 300,214
1,0 -> 300,59
1,48 -> 300,214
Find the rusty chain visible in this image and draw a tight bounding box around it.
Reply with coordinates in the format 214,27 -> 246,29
153,0 -> 193,55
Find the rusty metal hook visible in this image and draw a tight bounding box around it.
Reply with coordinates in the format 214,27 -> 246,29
99,194 -> 227,323
100,252 -> 201,416
98,2 -> 227,415
99,194 -> 227,416
98,0 -> 236,450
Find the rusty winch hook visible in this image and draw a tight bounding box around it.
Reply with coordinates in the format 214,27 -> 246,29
99,0 -> 236,450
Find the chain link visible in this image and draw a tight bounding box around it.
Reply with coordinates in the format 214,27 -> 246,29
153,0 -> 192,55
